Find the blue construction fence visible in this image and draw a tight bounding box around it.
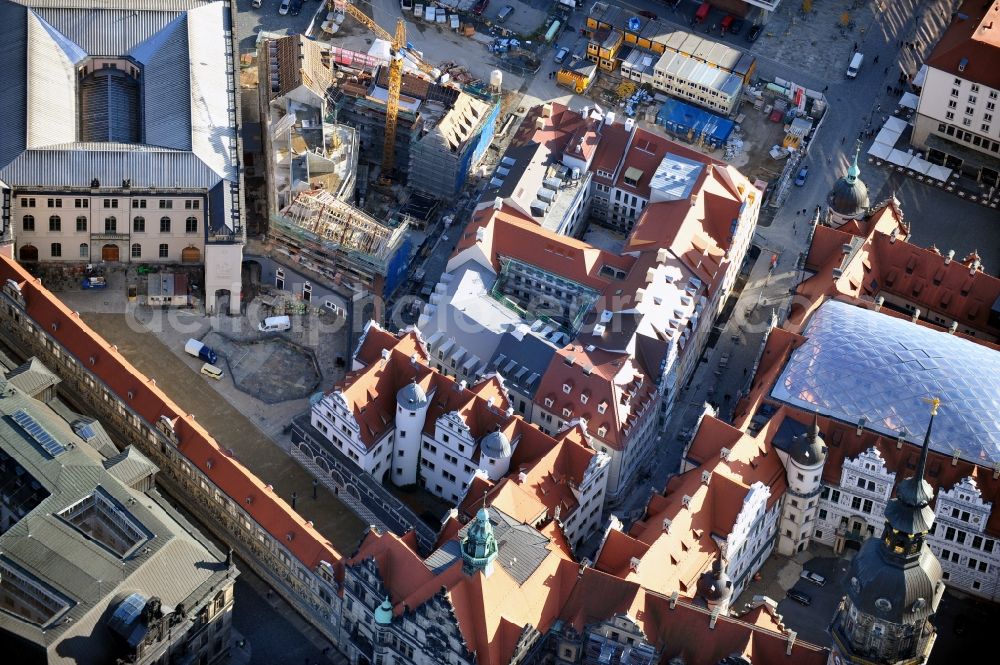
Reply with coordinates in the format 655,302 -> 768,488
656,99 -> 734,150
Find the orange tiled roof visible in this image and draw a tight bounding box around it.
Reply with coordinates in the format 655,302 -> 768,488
560,568 -> 829,664
349,517 -> 578,665
0,255 -> 342,571
533,344 -> 657,451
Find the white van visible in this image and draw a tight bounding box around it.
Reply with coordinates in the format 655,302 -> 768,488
846,52 -> 864,79
200,363 -> 224,380
259,315 -> 291,332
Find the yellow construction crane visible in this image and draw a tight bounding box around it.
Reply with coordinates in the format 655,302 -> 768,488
329,1 -> 437,179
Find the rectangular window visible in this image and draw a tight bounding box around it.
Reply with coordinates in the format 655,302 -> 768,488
159,243 -> 168,258
159,200 -> 173,209
160,217 -> 171,233
831,489 -> 840,503
76,217 -> 87,232
134,217 -> 145,232
74,198 -> 88,208
819,509 -> 827,520
133,199 -> 147,208
103,199 -> 118,208
946,111 -> 955,120
185,199 -> 200,209
49,216 -> 61,231
50,242 -> 61,257
946,526 -> 956,541
186,217 -> 197,233
948,100 -> 957,109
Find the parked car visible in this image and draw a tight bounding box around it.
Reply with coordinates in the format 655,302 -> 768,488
497,4 -> 514,22
794,166 -> 809,186
278,0 -> 290,14
289,0 -> 302,15
638,10 -> 657,20
747,24 -> 762,42
800,570 -> 826,586
472,0 -> 488,16
730,18 -> 744,35
787,589 -> 812,605
554,46 -> 569,63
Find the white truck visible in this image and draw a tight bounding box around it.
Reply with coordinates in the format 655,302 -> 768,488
184,338 -> 218,365
846,52 -> 864,79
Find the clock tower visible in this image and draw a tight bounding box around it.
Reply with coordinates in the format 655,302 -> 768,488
830,399 -> 945,665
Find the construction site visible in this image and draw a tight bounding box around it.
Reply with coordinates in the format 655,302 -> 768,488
246,2 -> 508,314
267,189 -> 412,301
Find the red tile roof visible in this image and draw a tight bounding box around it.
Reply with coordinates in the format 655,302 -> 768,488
589,120 -> 631,184
560,569 -> 829,664
594,411 -> 787,597
614,128 -> 674,199
926,0 -> 1000,89
0,255 -> 342,571
533,344 -> 657,451
349,519 -> 578,665
795,202 -> 999,341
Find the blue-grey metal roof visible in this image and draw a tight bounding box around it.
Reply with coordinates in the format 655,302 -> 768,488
649,151 -> 704,202
0,0 -> 239,230
771,299 -> 1000,465
488,331 -> 557,400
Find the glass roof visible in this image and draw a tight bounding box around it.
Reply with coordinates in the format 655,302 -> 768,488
771,300 -> 1000,465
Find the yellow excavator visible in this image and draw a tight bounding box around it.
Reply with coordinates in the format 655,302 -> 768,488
328,1 -> 438,180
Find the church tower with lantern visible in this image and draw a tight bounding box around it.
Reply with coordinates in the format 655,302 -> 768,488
830,398 -> 945,664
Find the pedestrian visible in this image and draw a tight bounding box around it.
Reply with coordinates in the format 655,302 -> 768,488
796,209 -> 801,215
841,136 -> 846,144
884,66 -> 889,74
743,368 -> 748,376
823,84 -> 829,92
312,478 -> 318,499
874,55 -> 879,64
291,491 -> 297,509
854,42 -> 858,51
266,589 -> 273,601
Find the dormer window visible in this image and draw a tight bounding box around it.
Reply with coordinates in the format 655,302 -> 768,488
562,407 -> 572,418
597,402 -> 607,414
562,382 -> 572,394
580,392 -> 589,405
597,426 -> 608,437
544,397 -> 554,408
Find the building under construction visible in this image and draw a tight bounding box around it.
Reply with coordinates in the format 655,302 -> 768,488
269,190 -> 411,298
328,65 -> 500,198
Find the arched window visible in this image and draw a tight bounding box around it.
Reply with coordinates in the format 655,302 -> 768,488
159,217 -> 171,233
79,243 -> 89,258
105,216 -> 117,232
133,216 -> 145,232
185,216 -> 198,233
22,215 -> 35,231
49,215 -> 61,232
131,243 -> 142,258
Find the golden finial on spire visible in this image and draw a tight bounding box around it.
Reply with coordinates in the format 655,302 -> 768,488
922,397 -> 941,416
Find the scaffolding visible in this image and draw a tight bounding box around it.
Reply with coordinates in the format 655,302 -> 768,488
270,190 -> 409,294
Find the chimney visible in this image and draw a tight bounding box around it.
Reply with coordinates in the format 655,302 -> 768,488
945,249 -> 955,265
856,416 -> 866,436
493,197 -> 503,210
701,470 -> 712,485
948,321 -> 958,334
952,449 -> 960,466
709,607 -> 720,629
669,591 -> 679,609
874,295 -> 884,312
662,518 -> 672,532
896,429 -> 907,449
911,308 -> 921,323
786,630 -> 797,656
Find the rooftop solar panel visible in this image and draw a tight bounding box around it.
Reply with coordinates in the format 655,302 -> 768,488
11,409 -> 67,458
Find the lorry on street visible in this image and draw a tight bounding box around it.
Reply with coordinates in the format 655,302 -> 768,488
184,338 -> 218,365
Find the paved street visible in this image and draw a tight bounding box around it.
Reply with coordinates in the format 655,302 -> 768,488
234,0 -> 320,52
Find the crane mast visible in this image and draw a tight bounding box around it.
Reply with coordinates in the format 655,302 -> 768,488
327,1 -> 436,181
